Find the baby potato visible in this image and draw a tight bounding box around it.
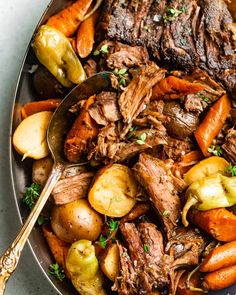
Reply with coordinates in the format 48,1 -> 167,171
184,156 -> 229,185
100,243 -> 120,281
88,164 -> 137,218
12,111 -> 52,160
51,199 -> 103,243
32,156 -> 53,186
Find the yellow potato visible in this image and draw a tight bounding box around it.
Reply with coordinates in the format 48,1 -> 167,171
88,164 -> 137,217
184,156 -> 229,185
51,199 -> 103,243
32,156 -> 53,186
100,243 -> 120,281
13,111 -> 52,160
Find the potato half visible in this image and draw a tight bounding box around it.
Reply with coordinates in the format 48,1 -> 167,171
12,111 -> 52,160
100,243 -> 120,281
88,164 -> 137,217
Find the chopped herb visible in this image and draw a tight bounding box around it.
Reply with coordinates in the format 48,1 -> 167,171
180,38 -> 187,46
109,219 -> 119,233
22,183 -> 41,210
181,5 -> 187,13
144,25 -> 151,32
163,7 -> 183,22
197,91 -> 209,102
99,234 -> 107,249
225,164 -> 236,176
118,68 -> 127,75
143,244 -> 149,252
111,237 -> 117,242
208,145 -> 223,157
122,252 -> 128,257
163,210 -> 170,217
203,97 -> 209,102
120,77 -> 127,86
48,263 -> 65,281
112,68 -> 129,87
136,133 -> 147,145
37,215 -> 48,226
93,44 -> 109,56
127,126 -> 138,139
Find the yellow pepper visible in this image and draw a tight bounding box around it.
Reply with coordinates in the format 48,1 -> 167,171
32,25 -> 86,88
66,240 -> 106,295
182,173 -> 236,227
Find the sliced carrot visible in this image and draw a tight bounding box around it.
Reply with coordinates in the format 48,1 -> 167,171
181,151 -> 203,164
21,99 -> 62,119
76,9 -> 100,58
42,226 -> 70,272
151,76 -> 205,100
189,208 -> 236,242
203,264 -> 236,291
47,0 -> 93,37
64,95 -> 98,163
194,94 -> 231,156
200,241 -> 236,273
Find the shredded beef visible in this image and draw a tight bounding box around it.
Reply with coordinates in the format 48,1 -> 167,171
164,138 -> 193,161
84,59 -> 97,77
222,128 -> 236,164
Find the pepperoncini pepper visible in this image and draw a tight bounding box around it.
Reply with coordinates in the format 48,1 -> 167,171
66,240 -> 106,295
32,25 -> 86,88
182,173 -> 236,227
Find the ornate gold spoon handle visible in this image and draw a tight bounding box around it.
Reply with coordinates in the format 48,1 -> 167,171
0,163 -> 64,295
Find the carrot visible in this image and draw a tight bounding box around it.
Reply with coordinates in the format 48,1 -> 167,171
176,272 -> 203,295
21,99 -> 62,119
64,95 -> 98,163
47,0 -> 93,37
42,226 -> 70,272
189,208 -> 236,242
203,264 -> 236,291
76,9 -> 100,58
151,76 -> 205,100
121,202 -> 150,224
173,151 -> 203,177
194,94 -> 231,156
200,241 -> 236,273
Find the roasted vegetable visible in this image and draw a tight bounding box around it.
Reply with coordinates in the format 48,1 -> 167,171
88,164 -> 137,217
177,272 -> 203,295
13,111 -> 52,160
33,25 -> 86,88
100,243 -> 120,281
163,101 -> 199,139
194,94 -> 231,156
51,199 -> 103,243
46,0 -> 93,37
64,95 -> 99,163
76,9 -> 100,58
32,156 -> 53,186
203,264 -> 236,291
152,76 -> 205,100
21,99 -> 61,119
66,240 -> 106,295
184,156 -> 229,185
200,241 -> 236,273
189,208 -> 236,242
182,173 -> 236,226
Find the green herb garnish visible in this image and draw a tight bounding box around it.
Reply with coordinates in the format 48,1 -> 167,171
122,252 -> 128,257
99,234 -> 107,249
113,68 -> 129,87
48,263 -> 65,281
109,220 -> 119,233
22,183 -> 41,210
208,145 -> 223,157
127,126 -> 138,139
136,133 -> 147,145
163,7 -> 183,22
225,164 -> 236,176
163,210 -> 170,217
143,244 -> 149,252
93,44 -> 109,56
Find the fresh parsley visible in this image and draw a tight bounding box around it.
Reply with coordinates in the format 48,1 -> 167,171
99,234 -> 107,249
113,68 -> 129,87
136,133 -> 147,145
163,7 -> 183,22
22,183 -> 41,210
48,263 -> 65,281
197,91 -> 209,102
93,44 -> 109,56
143,244 -> 149,252
127,126 -> 138,139
225,164 -> 236,176
109,220 -> 119,233
207,145 -> 223,157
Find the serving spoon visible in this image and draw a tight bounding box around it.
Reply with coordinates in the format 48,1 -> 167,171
0,72 -> 112,295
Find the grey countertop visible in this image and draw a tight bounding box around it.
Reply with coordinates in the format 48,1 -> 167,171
0,0 -> 58,294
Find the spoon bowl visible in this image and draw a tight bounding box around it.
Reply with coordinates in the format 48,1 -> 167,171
0,71 -> 112,295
